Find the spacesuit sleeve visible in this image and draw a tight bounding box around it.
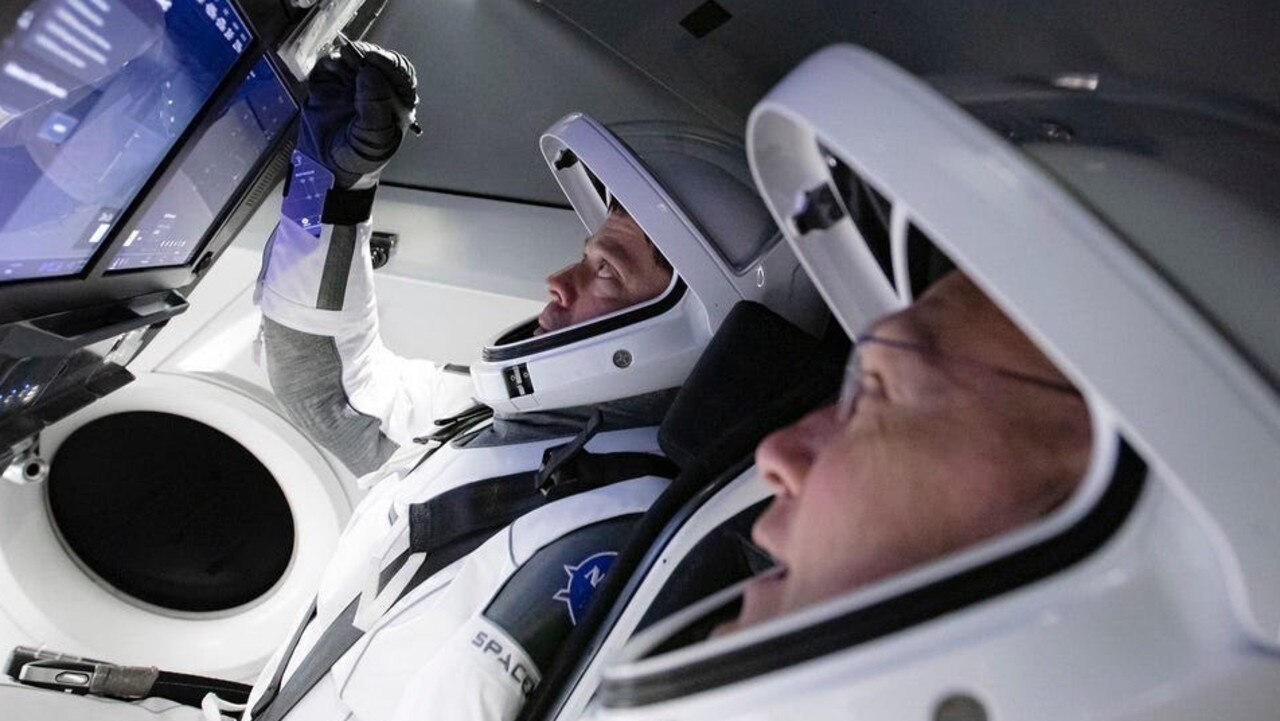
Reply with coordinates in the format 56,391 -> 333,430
255,210 -> 475,475
388,615 -> 540,721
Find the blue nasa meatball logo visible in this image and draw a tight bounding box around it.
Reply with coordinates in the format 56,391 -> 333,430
553,551 -> 617,626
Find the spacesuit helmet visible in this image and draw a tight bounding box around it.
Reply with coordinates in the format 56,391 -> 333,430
589,45 -> 1280,721
471,113 -> 828,415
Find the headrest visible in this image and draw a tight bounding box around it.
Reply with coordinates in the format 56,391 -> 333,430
658,301 -> 846,474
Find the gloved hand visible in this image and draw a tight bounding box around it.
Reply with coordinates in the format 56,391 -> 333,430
297,41 -> 418,190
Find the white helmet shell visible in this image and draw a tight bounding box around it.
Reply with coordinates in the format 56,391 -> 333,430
471,113 -> 827,414
589,45 -> 1280,721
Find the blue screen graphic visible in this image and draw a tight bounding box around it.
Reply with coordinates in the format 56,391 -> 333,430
108,57 -> 294,270
0,0 -> 250,282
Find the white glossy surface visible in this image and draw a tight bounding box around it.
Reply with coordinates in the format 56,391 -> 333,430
748,43 -> 1280,645
595,472 -> 1280,721
587,43 -> 1280,721
0,373 -> 345,680
0,183 -> 583,680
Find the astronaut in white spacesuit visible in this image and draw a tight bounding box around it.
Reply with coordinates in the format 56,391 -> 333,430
243,40 -> 825,721
588,44 -> 1280,721
716,270 -> 1092,636
0,36 -> 822,721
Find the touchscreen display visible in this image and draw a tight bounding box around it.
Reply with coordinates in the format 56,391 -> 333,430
108,56 -> 295,271
0,0 -> 250,282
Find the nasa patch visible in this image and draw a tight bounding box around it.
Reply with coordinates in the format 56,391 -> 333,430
553,551 -> 617,626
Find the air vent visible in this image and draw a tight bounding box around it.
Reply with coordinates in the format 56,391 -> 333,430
680,1 -> 732,39
906,223 -> 956,299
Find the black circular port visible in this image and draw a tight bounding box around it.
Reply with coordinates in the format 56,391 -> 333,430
48,412 -> 294,612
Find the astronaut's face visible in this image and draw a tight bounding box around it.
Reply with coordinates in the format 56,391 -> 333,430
725,272 -> 1093,633
536,209 -> 672,334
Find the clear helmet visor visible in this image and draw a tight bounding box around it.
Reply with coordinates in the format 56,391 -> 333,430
483,114 -> 809,358
472,112 -> 825,414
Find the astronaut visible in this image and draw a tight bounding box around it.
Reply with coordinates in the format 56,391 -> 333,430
586,44 -> 1280,721
242,41 -> 825,721
718,269 -> 1091,635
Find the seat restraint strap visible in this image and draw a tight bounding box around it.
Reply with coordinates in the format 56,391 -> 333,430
248,601 -> 317,719
250,414 -> 676,721
249,534 -> 485,721
410,411 -> 677,557
406,449 -> 676,560
535,410 -> 603,491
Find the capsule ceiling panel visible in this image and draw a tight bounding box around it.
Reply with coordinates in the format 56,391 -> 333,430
367,0 -> 1279,208
366,0 -> 732,206
540,0 -> 1280,127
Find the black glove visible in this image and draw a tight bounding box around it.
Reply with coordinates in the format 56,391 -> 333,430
297,41 -> 418,190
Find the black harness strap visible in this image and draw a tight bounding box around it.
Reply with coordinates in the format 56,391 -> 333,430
409,409 -> 675,558
408,451 -> 677,561
319,185 -> 378,226
253,601 -> 357,721
406,403 -> 494,476
248,601 -> 316,719
535,409 -> 604,488
149,673 -> 253,711
250,533 -> 487,721
250,404 -> 492,721
414,403 -> 493,446
407,470 -> 537,558
249,416 -> 676,721
544,451 -> 678,502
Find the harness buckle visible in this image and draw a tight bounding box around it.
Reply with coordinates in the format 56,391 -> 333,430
16,658 -> 101,695
8,646 -> 113,696
534,409 -> 602,496
536,447 -> 581,496
7,646 -> 158,699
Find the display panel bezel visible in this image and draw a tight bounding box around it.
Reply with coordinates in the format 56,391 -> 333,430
0,0 -> 258,285
101,53 -> 298,275
0,0 -> 300,326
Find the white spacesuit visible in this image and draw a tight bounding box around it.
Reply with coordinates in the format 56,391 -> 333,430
0,45 -> 828,721
586,44 -> 1280,721
241,49 -> 827,721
